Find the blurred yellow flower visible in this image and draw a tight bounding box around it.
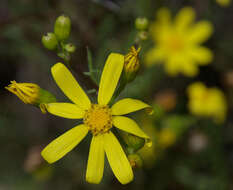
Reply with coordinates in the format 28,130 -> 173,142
145,7 -> 213,77
42,53 -> 151,184
187,82 -> 227,123
216,0 -> 231,7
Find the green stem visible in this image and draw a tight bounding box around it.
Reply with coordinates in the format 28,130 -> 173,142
109,77 -> 127,105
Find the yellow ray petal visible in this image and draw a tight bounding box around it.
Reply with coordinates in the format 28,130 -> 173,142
45,103 -> 85,119
156,7 -> 171,25
175,7 -> 195,33
164,56 -> 181,76
145,48 -> 166,65
41,124 -> 88,163
181,62 -> 199,77
151,8 -> 172,43
113,116 -> 150,140
51,63 -> 91,110
103,132 -> 133,184
98,53 -> 124,105
188,46 -> 213,65
111,98 -> 151,115
86,135 -> 105,184
187,21 -> 213,44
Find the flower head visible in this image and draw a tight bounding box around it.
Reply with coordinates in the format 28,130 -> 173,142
145,7 -> 213,77
187,82 -> 227,123
42,53 -> 151,184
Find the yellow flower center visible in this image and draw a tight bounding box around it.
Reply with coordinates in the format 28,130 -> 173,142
167,35 -> 184,53
83,104 -> 112,135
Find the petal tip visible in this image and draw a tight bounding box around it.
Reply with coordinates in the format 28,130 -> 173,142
41,150 -> 54,164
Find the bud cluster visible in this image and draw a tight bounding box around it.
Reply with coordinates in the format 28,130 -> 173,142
42,15 -> 76,63
135,17 -> 149,42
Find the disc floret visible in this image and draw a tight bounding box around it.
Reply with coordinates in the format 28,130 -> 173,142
84,104 -> 113,135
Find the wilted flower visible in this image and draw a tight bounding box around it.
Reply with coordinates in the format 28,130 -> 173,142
6,81 -> 40,104
5,81 -> 56,113
42,53 -> 152,184
187,82 -> 227,123
145,7 -> 213,77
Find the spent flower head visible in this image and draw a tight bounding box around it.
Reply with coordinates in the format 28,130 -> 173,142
5,81 -> 56,113
5,81 -> 40,105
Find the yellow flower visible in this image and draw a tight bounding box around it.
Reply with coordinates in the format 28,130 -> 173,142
145,7 -> 213,77
216,0 -> 231,7
187,82 -> 227,123
41,53 -> 151,184
5,81 -> 40,104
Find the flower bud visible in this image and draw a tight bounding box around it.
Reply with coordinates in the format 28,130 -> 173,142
5,81 -> 56,113
124,46 -> 141,82
135,17 -> 149,30
138,31 -> 148,41
42,33 -> 58,50
128,154 -> 143,169
65,43 -> 76,53
54,15 -> 71,41
121,132 -> 145,153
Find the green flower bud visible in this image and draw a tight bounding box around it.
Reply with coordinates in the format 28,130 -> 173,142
65,43 -> 76,53
42,33 -> 58,50
138,31 -> 148,41
128,154 -> 143,169
121,132 -> 145,153
54,15 -> 71,41
135,17 -> 149,31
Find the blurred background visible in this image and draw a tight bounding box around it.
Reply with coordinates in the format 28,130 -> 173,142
0,0 -> 233,189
